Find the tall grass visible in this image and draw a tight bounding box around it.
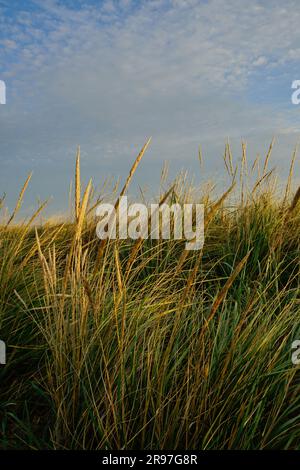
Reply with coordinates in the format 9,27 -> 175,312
1,140 -> 300,449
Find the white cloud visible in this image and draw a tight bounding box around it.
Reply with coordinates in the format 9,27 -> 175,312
253,56 -> 268,67
0,0 -> 300,210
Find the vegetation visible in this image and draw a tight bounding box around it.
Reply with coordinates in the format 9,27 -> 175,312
1,139 -> 300,449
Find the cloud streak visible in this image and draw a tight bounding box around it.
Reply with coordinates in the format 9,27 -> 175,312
0,0 -> 300,211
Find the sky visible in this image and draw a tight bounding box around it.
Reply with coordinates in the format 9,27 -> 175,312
1,0 -> 300,213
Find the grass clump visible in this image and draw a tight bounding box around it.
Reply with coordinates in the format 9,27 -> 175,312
0,140 -> 300,449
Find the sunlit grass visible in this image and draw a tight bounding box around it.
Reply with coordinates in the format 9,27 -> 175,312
0,140 -> 300,449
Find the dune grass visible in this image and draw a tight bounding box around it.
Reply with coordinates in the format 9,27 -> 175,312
0,140 -> 300,449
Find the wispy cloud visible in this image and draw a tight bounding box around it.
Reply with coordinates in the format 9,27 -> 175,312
0,0 -> 300,210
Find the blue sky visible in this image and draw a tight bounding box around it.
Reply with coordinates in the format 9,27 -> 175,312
1,0 -> 300,213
